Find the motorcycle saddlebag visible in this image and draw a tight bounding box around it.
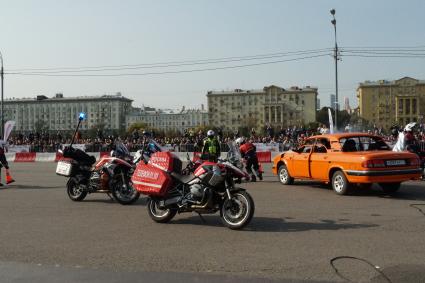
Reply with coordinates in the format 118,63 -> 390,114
148,152 -> 182,174
131,163 -> 172,196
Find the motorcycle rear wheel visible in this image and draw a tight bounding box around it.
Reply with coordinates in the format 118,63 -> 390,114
67,178 -> 87,201
220,191 -> 255,230
147,199 -> 177,223
111,176 -> 140,205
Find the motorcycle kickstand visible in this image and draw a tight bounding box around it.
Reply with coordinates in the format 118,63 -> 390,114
106,193 -> 114,201
197,212 -> 206,223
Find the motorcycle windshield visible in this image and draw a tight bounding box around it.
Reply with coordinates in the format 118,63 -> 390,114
148,139 -> 166,152
226,141 -> 243,163
115,142 -> 131,157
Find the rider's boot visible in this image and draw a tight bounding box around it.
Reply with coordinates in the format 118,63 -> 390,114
251,174 -> 257,182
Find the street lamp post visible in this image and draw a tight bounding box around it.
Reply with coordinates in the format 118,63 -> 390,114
330,9 -> 339,130
0,51 -> 4,138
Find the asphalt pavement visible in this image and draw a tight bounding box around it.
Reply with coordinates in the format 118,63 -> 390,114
0,162 -> 424,282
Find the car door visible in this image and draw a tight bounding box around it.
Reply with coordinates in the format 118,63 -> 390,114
309,138 -> 331,181
291,139 -> 314,178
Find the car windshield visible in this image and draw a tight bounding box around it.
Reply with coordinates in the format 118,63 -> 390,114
340,136 -> 390,152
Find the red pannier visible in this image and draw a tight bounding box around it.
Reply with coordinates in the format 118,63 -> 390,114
148,152 -> 182,173
131,152 -> 181,196
132,163 -> 172,196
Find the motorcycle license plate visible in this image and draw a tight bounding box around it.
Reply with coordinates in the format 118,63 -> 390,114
385,160 -> 406,166
56,161 -> 72,176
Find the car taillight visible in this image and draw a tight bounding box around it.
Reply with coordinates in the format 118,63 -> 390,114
409,158 -> 420,166
362,159 -> 385,168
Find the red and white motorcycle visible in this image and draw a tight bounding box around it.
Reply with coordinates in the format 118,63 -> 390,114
131,146 -> 255,230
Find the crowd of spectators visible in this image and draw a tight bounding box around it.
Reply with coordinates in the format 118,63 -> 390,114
6,123 -> 425,153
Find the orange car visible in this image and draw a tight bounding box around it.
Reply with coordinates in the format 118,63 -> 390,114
272,133 -> 422,195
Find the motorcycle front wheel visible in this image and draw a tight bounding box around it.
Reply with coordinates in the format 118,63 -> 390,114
111,175 -> 140,205
67,177 -> 87,201
147,198 -> 177,223
220,191 -> 255,230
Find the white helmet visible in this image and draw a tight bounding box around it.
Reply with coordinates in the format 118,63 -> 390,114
207,130 -> 215,137
235,137 -> 245,145
404,122 -> 417,132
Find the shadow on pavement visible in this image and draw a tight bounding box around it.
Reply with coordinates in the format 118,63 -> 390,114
82,198 -> 147,206
3,185 -> 61,190
281,180 -> 425,201
172,216 -> 378,232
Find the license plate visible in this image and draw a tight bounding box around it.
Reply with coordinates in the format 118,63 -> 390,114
56,161 -> 72,176
386,160 -> 406,166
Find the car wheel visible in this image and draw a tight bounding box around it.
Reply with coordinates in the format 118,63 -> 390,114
379,182 -> 401,194
278,164 -> 294,185
331,171 -> 351,195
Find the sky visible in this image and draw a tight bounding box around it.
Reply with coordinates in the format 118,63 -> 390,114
1,0 -> 424,110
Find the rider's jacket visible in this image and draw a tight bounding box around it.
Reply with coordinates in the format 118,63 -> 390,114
239,142 -> 257,159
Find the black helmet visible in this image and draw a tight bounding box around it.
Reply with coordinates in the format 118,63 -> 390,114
142,130 -> 151,137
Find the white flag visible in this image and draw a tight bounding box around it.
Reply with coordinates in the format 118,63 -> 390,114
4,120 -> 16,141
328,108 -> 334,134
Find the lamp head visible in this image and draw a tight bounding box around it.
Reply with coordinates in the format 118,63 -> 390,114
78,112 -> 86,121
330,9 -> 335,15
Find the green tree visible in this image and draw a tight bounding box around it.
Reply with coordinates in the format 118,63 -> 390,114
127,122 -> 149,134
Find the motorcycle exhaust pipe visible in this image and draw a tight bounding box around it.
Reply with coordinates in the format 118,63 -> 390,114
163,196 -> 181,207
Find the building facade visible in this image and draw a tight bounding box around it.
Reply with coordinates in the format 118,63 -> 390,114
3,93 -> 132,133
357,77 -> 425,129
330,94 -> 336,110
207,85 -> 318,131
125,106 -> 209,133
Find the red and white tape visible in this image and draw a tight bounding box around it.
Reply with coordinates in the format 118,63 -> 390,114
6,152 -> 277,163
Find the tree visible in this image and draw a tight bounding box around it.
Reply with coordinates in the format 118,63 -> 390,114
127,122 -> 149,134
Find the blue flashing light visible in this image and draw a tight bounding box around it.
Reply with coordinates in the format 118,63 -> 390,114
79,112 -> 86,121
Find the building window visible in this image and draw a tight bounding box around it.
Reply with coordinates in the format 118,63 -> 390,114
398,99 -> 403,114
412,99 -> 417,115
405,99 -> 410,115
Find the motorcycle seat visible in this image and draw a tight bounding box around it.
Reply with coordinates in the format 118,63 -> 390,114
170,172 -> 196,184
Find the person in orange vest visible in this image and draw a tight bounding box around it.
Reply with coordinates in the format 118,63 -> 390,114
0,141 -> 15,186
236,137 -> 262,182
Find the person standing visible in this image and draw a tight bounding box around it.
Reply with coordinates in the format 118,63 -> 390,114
0,141 -> 15,186
202,130 -> 220,162
236,137 -> 263,182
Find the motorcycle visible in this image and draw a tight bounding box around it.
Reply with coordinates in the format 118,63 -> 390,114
184,142 -> 261,182
132,144 -> 255,230
55,113 -> 140,204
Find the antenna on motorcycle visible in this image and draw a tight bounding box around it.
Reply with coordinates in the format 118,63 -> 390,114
70,112 -> 86,147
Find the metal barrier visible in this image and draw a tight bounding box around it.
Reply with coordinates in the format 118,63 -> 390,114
23,142 -> 296,153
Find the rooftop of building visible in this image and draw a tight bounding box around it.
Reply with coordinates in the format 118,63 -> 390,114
207,85 -> 318,96
358,77 -> 425,87
4,92 -> 133,102
127,105 -> 207,116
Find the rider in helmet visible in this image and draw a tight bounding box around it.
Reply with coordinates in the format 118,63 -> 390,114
236,137 -> 263,182
202,130 -> 220,162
